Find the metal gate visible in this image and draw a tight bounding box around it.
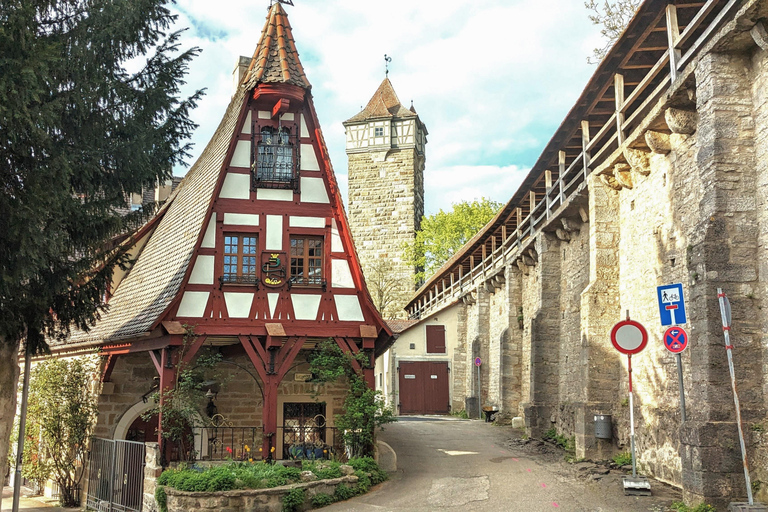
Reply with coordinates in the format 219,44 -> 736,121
86,438 -> 146,512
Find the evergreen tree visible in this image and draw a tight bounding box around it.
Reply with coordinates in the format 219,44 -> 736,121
0,0 -> 202,486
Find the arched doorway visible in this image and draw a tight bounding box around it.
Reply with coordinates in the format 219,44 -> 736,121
114,400 -> 198,462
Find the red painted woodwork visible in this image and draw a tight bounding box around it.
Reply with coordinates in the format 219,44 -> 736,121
271,98 -> 290,118
426,325 -> 446,354
101,354 -> 118,383
398,361 -> 450,415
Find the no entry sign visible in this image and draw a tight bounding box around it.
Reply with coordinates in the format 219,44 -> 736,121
610,319 -> 648,355
663,326 -> 688,354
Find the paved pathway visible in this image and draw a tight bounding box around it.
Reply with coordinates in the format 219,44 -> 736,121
1,486 -> 74,512
324,416 -> 681,512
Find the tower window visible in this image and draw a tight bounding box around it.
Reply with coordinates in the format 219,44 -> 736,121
252,125 -> 299,190
374,127 -> 384,137
222,234 -> 258,284
289,236 -> 324,287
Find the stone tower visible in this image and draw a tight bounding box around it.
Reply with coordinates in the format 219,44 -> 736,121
344,78 -> 427,319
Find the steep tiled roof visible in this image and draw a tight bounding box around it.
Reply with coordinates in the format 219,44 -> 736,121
243,3 -> 310,90
344,78 -> 417,123
61,87 -> 247,346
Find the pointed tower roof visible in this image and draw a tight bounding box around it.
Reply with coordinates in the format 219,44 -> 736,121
344,78 -> 417,123
242,2 -> 310,90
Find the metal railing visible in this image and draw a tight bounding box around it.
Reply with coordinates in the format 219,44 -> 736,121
408,0 -> 741,320
189,426 -> 363,461
251,124 -> 300,191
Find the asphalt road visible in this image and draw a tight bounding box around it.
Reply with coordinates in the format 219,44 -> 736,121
323,416 -> 681,512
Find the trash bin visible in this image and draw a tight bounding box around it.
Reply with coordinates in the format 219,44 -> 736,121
594,414 -> 612,439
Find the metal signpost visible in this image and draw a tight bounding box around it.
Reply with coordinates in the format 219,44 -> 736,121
663,326 -> 688,422
717,288 -> 754,507
475,357 -> 482,420
657,283 -> 688,424
610,312 -> 651,495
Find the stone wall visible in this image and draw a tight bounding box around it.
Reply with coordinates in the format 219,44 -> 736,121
164,475 -> 359,512
347,147 -> 424,319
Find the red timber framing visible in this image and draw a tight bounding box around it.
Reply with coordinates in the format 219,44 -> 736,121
82,3 -> 392,465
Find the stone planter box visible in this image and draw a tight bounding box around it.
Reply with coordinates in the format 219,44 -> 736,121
164,475 -> 359,512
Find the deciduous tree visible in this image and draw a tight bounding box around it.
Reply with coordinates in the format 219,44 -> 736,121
0,0 -> 202,486
585,0 -> 642,63
404,198 -> 502,284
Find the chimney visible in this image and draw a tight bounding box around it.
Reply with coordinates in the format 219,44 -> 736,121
232,55 -> 251,93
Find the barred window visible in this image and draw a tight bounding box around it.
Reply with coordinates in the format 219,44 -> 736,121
289,237 -> 323,286
252,125 -> 298,190
223,234 -> 258,284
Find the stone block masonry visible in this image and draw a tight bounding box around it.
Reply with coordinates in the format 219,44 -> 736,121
347,148 -> 424,319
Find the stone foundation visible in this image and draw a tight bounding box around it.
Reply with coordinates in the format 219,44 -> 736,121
164,475 -> 359,512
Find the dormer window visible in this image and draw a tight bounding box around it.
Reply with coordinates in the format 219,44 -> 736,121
252,124 -> 299,191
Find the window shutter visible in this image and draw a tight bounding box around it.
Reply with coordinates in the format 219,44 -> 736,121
426,325 -> 446,354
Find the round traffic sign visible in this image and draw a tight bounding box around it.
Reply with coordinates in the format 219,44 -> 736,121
663,326 -> 688,354
474,357 -> 482,367
610,319 -> 648,355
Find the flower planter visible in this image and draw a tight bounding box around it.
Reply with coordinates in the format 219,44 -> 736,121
163,475 -> 358,512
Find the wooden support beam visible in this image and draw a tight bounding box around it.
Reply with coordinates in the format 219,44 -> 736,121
581,120 -> 591,177
101,354 -> 118,383
271,98 -> 290,119
666,4 -> 681,80
615,74 -> 625,146
181,335 -> 208,365
149,350 -> 162,376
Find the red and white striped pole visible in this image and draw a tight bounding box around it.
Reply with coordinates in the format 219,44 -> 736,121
717,288 -> 753,505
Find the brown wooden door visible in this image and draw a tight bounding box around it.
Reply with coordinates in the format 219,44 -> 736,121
399,361 -> 449,415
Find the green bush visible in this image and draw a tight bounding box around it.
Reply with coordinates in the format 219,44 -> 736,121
282,488 -> 305,512
311,492 -> 334,507
612,452 -> 632,467
334,483 -> 355,501
347,457 -> 387,484
155,485 -> 167,512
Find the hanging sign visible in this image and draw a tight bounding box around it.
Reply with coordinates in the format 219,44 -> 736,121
657,283 -> 687,326
610,319 -> 648,355
663,326 -> 688,354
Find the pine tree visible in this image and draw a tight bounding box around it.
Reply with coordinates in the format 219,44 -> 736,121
0,0 -> 202,486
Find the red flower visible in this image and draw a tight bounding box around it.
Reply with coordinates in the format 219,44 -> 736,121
225,446 -> 232,454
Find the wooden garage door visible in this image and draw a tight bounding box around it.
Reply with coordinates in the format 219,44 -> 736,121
399,361 -> 449,415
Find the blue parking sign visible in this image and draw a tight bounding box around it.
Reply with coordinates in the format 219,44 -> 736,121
657,283 -> 687,326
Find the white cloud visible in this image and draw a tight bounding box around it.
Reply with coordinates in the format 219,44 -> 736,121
168,1 -> 602,216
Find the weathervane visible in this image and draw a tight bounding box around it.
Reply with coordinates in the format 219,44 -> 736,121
270,0 -> 294,6
384,54 -> 392,77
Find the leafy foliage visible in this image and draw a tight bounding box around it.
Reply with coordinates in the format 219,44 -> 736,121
670,501 -> 717,512
282,488 -> 306,512
311,492 -> 334,507
365,258 -> 409,319
612,451 -> 633,466
404,198 -> 502,283
585,0 -> 642,63
308,340 -> 396,458
25,357 -> 99,506
143,330 -> 226,460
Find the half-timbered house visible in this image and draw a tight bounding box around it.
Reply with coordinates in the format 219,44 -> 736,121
47,2 -> 392,464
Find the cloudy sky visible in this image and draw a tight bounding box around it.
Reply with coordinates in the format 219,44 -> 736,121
169,0 -> 605,216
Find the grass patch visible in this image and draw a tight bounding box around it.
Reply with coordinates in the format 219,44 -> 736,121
543,428 -> 575,452
450,409 -> 469,419
612,452 -> 632,467
669,501 -> 717,512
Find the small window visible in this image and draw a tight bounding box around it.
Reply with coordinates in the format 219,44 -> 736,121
374,126 -> 384,137
222,234 -> 258,284
252,125 -> 298,190
409,343 -> 415,350
426,325 -> 446,354
290,236 -> 324,286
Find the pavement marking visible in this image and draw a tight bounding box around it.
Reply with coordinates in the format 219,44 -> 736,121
512,457 -> 519,461
437,449 -> 478,456
541,483 -> 547,488
552,503 -> 560,508
527,468 -> 532,472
